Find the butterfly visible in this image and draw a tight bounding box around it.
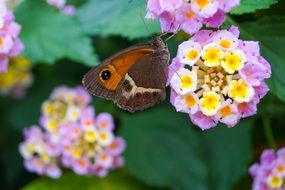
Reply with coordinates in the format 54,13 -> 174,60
82,36 -> 169,112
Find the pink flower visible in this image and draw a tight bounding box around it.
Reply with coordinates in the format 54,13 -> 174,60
46,164 -> 62,179
172,92 -> 199,114
75,86 -> 91,106
20,86 -> 126,178
204,10 -> 225,28
261,150 -> 276,165
191,0 -> 218,18
190,111 -> 219,130
167,58 -> 183,85
72,158 -> 89,175
0,55 -> 8,72
112,156 -> 125,168
46,0 -> 76,16
19,127 -> 62,178
237,100 -> 257,118
250,148 -> 285,189
146,0 -> 162,17
47,0 -> 66,9
159,11 -> 180,33
159,0 -> 183,12
239,62 -> 268,86
61,5 -> 76,16
146,0 -> 239,35
106,137 -> 126,156
96,113 -> 115,131
0,7 -> 24,73
169,26 -> 271,129
218,100 -> 240,127
192,30 -> 214,46
96,153 -> 113,169
0,35 -> 13,54
218,0 -> 240,12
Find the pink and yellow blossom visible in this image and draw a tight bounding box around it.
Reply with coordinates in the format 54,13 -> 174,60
146,0 -> 240,34
169,26 -> 271,129
20,86 -> 126,178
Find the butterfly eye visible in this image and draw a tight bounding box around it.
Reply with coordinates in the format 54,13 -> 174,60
101,70 -> 111,80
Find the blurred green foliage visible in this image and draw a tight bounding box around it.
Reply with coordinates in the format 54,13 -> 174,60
15,0 -> 97,66
0,0 -> 285,189
22,170 -> 157,190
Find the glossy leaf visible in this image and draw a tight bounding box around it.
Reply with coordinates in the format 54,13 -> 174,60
239,16 -> 285,101
120,103 -> 253,190
232,0 -> 277,14
77,0 -> 160,39
15,0 -> 98,66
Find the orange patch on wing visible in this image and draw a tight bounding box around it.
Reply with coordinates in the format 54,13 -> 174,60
99,48 -> 154,91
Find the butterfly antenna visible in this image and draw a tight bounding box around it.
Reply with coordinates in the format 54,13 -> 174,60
165,23 -> 181,41
137,8 -> 152,35
175,71 -> 182,80
159,32 -> 168,37
165,33 -> 176,41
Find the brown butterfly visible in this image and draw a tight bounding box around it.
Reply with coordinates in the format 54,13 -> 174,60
82,36 -> 169,112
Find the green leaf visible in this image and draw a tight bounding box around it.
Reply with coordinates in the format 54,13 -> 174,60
231,0 -> 277,14
15,0 -> 98,66
238,16 -> 285,101
121,104 -> 207,190
77,0 -> 160,39
120,103 -> 253,190
202,121 -> 252,190
23,170 -> 156,190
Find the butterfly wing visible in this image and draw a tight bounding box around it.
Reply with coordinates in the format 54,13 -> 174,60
82,37 -> 169,112
82,45 -> 155,100
115,54 -> 168,112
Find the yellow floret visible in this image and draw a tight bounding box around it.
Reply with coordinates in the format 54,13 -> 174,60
267,175 -> 283,188
202,46 -> 224,67
84,130 -> 97,143
186,49 -> 199,61
221,51 -> 246,74
194,0 -> 210,8
228,80 -> 254,103
200,91 -> 221,116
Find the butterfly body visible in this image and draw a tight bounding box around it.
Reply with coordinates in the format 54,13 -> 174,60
82,36 -> 169,112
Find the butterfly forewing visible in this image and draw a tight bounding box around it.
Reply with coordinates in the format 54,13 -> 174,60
82,45 -> 155,99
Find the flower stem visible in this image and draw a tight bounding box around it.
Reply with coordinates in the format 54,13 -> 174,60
263,117 -> 277,151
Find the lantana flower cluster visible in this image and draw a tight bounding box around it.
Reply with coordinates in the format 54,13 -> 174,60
47,0 -> 76,15
169,26 -> 271,130
146,0 -> 239,34
249,148 -> 285,190
0,56 -> 33,98
19,86 -> 126,178
0,2 -> 24,73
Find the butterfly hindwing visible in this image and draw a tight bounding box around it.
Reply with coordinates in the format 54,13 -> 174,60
115,54 -> 168,112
